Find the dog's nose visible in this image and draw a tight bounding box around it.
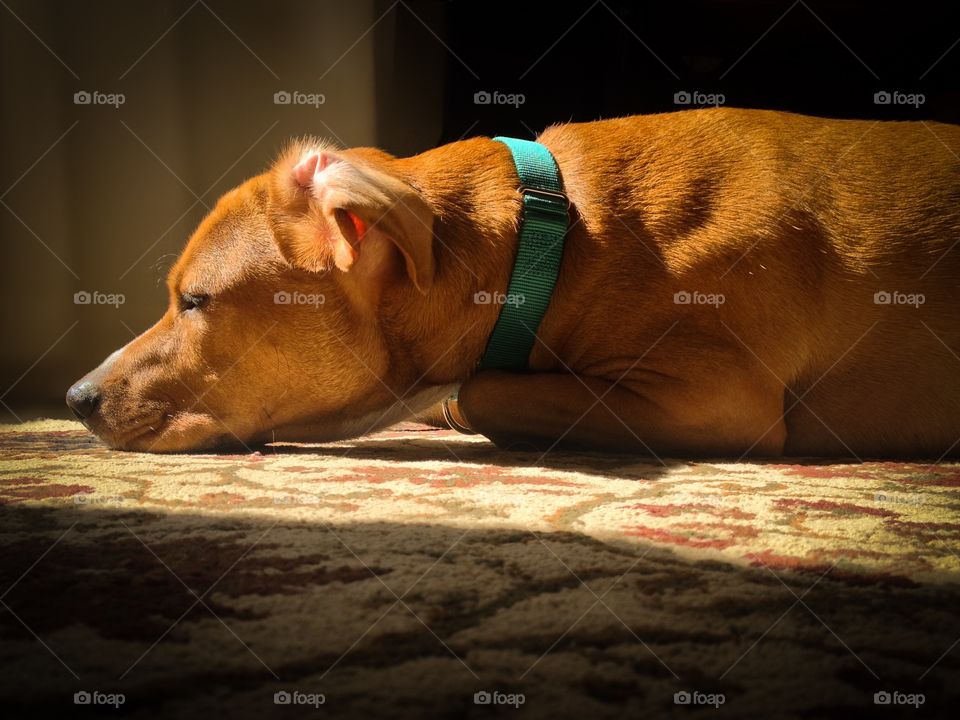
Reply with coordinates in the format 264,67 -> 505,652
66,380 -> 102,420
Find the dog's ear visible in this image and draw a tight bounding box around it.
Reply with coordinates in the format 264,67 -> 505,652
271,145 -> 435,294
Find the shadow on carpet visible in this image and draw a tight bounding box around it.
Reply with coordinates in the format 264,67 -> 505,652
1,420 -> 959,718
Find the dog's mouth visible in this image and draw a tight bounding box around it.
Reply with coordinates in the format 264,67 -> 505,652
99,410 -> 256,453
87,406 -> 173,450
102,413 -> 169,450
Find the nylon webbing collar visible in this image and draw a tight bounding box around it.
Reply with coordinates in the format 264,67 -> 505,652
478,136 -> 569,370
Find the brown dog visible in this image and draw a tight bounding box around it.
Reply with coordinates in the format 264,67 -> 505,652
66,108 -> 960,458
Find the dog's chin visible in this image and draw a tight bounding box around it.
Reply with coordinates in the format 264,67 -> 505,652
93,412 -> 250,453
91,384 -> 458,452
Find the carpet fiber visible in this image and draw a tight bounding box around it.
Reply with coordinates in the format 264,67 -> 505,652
1,420 -> 959,718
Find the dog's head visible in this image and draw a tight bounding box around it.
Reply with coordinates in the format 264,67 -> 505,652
65,140 -> 455,451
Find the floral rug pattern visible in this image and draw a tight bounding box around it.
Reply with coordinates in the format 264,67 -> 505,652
1,420 -> 959,718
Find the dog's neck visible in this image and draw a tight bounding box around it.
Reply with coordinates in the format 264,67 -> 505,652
382,137 -> 525,386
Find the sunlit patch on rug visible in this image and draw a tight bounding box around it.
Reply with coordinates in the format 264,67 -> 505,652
1,420 -> 959,719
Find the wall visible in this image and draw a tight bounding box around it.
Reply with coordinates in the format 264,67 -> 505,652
0,0 -> 445,419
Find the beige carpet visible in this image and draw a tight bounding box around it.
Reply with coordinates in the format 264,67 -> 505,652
1,419 -> 959,718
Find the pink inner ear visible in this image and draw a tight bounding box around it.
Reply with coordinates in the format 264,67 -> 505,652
292,151 -> 334,189
348,211 -> 367,241
292,153 -> 319,188
330,210 -> 367,273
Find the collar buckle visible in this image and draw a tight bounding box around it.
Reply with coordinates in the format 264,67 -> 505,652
518,185 -> 569,223
518,185 -> 569,205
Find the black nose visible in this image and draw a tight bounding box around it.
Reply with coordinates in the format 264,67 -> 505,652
66,380 -> 102,420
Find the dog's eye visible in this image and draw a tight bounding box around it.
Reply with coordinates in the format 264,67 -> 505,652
179,293 -> 208,312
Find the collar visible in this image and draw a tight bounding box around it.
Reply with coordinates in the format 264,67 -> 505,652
479,136 -> 569,370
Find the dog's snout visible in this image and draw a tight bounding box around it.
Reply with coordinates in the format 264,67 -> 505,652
66,380 -> 102,421
66,345 -> 125,423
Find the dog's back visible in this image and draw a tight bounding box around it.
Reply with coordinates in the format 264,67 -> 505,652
538,109 -> 960,456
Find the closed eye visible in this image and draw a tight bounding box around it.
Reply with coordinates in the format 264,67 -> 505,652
179,292 -> 209,312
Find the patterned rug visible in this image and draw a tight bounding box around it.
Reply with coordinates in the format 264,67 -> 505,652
1,419 -> 959,718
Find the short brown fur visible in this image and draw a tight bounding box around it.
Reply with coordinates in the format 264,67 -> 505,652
69,108 -> 960,457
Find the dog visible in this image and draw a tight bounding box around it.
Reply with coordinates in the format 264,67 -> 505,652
66,108 -> 960,457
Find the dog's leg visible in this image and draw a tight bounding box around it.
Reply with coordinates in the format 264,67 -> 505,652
457,370 -> 786,457
412,403 -> 448,429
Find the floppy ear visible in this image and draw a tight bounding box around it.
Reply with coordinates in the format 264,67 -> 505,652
272,145 -> 435,294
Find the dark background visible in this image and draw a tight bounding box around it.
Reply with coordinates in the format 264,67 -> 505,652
2,0 -> 959,420
441,0 -> 960,141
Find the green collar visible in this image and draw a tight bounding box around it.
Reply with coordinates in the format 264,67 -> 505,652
479,136 -> 569,370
